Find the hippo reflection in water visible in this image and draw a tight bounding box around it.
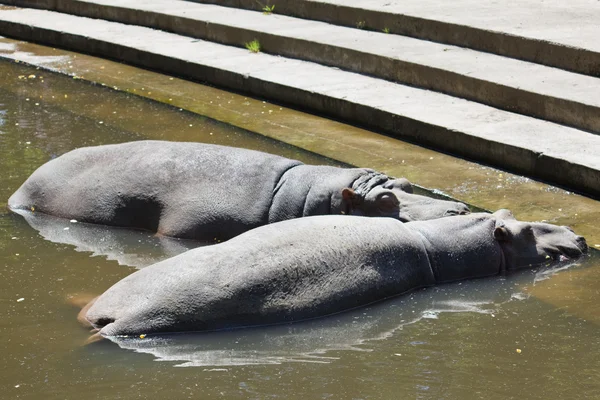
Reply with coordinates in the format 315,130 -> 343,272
78,210 -> 587,339
8,141 -> 469,241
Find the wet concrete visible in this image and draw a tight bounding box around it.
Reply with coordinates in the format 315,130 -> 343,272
0,8 -> 598,199
1,37 -> 599,247
5,0 -> 600,133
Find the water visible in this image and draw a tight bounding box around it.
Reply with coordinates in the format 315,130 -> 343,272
1,60 -> 599,400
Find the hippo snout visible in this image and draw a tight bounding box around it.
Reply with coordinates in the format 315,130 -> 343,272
555,235 -> 588,261
559,226 -> 588,254
576,235 -> 588,253
443,203 -> 471,217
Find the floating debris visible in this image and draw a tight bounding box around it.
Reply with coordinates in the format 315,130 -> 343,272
17,298 -> 24,302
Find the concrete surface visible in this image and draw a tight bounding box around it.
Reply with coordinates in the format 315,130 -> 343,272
0,7 -> 598,199
2,37 -> 600,247
5,0 -> 600,133
185,0 -> 600,76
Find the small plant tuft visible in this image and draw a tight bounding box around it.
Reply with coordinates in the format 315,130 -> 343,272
245,39 -> 261,53
356,20 -> 366,29
262,4 -> 275,14
382,27 -> 390,34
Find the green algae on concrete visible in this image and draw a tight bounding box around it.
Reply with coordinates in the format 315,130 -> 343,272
1,37 -> 598,246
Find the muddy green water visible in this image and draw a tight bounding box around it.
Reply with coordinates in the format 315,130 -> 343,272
1,60 -> 599,400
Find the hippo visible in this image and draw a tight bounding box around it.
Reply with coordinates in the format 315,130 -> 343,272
8,141 -> 469,241
79,210 -> 587,338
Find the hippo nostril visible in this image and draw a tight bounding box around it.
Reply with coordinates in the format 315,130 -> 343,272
91,316 -> 115,329
444,205 -> 469,217
457,203 -> 471,215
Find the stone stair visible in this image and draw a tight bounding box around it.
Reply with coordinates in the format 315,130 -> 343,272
0,0 -> 598,197
187,0 -> 600,77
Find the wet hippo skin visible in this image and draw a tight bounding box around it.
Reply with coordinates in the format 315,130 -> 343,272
8,140 -> 469,241
83,210 -> 587,337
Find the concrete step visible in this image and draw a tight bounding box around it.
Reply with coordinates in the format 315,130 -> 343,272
0,7 -> 597,198
5,0 -> 600,134
185,0 -> 600,77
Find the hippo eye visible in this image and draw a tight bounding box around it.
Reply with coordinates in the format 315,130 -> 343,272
377,193 -> 399,211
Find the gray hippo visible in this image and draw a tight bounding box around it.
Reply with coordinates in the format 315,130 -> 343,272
79,210 -> 587,338
8,140 -> 469,241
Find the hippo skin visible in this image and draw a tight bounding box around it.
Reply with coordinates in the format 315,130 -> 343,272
82,210 -> 587,337
8,141 -> 469,241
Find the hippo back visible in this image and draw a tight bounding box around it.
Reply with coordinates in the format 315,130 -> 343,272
86,216 -> 436,335
8,141 -> 301,239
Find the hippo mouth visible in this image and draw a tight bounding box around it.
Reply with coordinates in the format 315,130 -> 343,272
547,236 -> 588,262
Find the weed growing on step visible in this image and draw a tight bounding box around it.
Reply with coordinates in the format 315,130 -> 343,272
256,1 -> 275,15
382,27 -> 390,34
245,39 -> 261,53
356,20 -> 366,29
262,4 -> 275,14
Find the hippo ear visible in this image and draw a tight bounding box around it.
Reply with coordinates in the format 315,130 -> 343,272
493,226 -> 510,242
341,188 -> 356,214
342,188 -> 355,201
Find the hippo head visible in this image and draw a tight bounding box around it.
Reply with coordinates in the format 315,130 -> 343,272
342,177 -> 471,222
492,209 -> 588,270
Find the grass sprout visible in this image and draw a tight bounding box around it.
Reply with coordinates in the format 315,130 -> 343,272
262,4 -> 275,14
245,39 -> 261,53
